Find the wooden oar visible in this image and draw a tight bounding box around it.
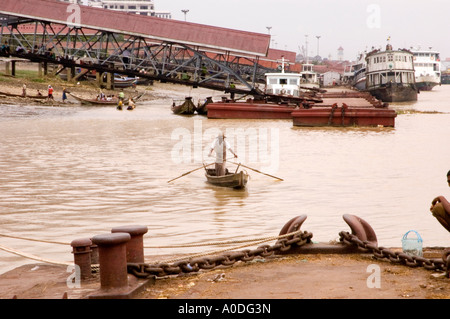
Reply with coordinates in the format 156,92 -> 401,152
167,163 -> 215,183
229,161 -> 283,181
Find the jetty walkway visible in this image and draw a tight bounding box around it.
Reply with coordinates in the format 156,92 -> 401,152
0,0 -> 284,95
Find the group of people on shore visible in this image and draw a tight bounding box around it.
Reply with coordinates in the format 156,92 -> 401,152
116,89 -> 136,111
20,83 -> 55,101
19,82 -> 138,111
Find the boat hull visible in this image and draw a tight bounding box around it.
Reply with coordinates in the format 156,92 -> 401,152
172,97 -> 196,115
207,102 -> 294,119
292,106 -> 397,127
368,85 -> 418,102
205,169 -> 248,189
415,81 -> 439,91
68,93 -> 118,105
354,77 -> 366,91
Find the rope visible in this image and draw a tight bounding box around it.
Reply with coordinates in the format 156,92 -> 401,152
0,229 -> 303,268
0,233 -> 69,246
143,234 -> 289,249
0,244 -> 72,266
150,229 -> 304,264
0,231 -> 286,249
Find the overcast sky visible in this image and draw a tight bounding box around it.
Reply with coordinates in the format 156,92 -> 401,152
158,0 -> 450,61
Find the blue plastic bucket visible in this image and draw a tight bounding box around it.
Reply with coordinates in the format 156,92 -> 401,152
401,230 -> 423,257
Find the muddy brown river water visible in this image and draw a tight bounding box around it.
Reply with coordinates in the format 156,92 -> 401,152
0,83 -> 449,275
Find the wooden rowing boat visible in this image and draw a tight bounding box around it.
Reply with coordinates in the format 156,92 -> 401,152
114,76 -> 138,88
196,96 -> 213,115
205,168 -> 248,189
172,97 -> 196,115
0,91 -> 47,99
69,92 -> 144,106
68,93 -> 118,105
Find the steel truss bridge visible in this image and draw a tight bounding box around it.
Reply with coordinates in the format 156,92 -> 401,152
0,1 -> 286,96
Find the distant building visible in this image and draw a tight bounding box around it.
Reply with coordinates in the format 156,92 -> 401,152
100,0 -> 171,18
322,71 -> 341,87
59,0 -> 172,19
337,46 -> 344,61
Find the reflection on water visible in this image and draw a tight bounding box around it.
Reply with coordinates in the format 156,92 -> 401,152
1,86 -> 450,274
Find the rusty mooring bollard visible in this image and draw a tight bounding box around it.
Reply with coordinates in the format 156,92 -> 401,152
111,225 -> 148,263
90,241 -> 99,265
70,238 -> 92,280
91,233 -> 131,290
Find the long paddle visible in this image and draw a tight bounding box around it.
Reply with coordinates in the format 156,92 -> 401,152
229,161 -> 284,181
167,162 -> 215,183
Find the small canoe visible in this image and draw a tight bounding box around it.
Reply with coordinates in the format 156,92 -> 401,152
172,96 -> 196,115
69,92 -> 144,106
68,93 -> 118,105
196,96 -> 213,115
114,76 -> 138,88
205,168 -> 248,189
0,91 -> 47,99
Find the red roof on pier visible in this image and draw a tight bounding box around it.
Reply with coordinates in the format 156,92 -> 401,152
0,0 -> 270,57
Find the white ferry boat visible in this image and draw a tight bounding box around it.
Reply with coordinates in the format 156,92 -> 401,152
365,42 -> 417,102
299,63 -> 320,91
411,47 -> 441,91
264,57 -> 303,97
343,52 -> 367,90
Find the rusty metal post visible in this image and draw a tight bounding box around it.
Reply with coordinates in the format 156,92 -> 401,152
91,233 -> 131,290
111,225 -> 148,263
70,238 -> 92,280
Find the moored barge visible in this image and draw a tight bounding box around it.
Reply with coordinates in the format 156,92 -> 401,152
292,103 -> 397,127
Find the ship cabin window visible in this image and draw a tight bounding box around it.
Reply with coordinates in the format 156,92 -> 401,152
279,79 -> 288,85
269,78 -> 278,85
289,78 -> 298,85
388,54 -> 393,62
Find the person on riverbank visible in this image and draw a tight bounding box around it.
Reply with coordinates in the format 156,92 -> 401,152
119,89 -> 125,102
127,98 -> 135,110
62,88 -> 68,103
430,170 -> 450,232
117,100 -> 123,111
208,132 -> 237,176
22,84 -> 27,97
47,85 -> 54,100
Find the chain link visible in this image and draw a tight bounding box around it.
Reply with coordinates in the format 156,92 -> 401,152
339,231 -> 448,272
127,230 -> 313,278
127,230 -> 448,279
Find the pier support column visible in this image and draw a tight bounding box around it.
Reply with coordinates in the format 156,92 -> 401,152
91,233 -> 131,290
70,238 -> 93,280
11,61 -> 16,77
66,66 -> 76,82
111,225 -> 148,263
4,61 -> 10,76
105,72 -> 114,90
66,67 -> 73,82
38,62 -> 48,77
96,72 -> 102,88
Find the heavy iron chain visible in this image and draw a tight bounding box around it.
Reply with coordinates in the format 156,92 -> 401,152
339,231 -> 449,274
127,230 -> 313,278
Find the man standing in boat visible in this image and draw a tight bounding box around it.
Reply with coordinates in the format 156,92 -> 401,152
208,132 -> 237,176
430,170 -> 450,232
